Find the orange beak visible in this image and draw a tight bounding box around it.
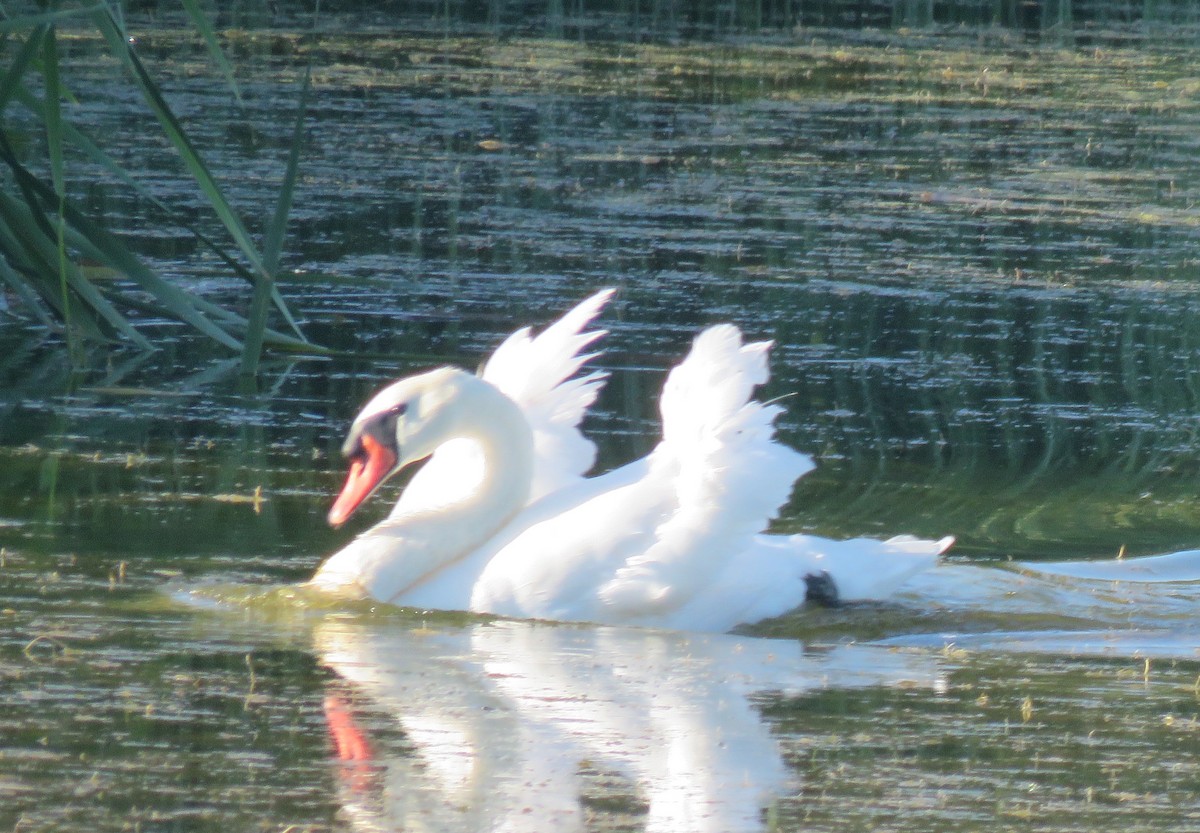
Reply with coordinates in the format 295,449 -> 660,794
328,432 -> 398,527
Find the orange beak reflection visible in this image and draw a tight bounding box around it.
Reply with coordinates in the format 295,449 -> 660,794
328,433 -> 398,527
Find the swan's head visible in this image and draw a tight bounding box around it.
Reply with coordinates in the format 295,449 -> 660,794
328,367 -> 476,527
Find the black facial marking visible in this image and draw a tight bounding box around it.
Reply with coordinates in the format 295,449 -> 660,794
365,404 -> 407,453
377,404 -> 406,443
341,401 -> 407,461
341,429 -> 365,460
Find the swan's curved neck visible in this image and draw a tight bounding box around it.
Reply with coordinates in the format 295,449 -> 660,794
436,382 -> 535,525
312,377 -> 534,601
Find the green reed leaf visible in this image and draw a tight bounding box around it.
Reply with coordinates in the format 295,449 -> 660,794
40,25 -> 73,351
12,82 -> 260,292
179,0 -> 243,105
0,139 -> 235,350
263,67 -> 309,277
91,9 -> 266,274
0,245 -> 57,330
0,25 -> 45,114
242,66 -> 311,375
0,189 -> 149,348
91,7 -> 305,341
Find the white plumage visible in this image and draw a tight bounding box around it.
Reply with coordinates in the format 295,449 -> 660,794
310,291 -> 951,632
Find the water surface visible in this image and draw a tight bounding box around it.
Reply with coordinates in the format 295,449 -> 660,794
4,13 -> 1200,831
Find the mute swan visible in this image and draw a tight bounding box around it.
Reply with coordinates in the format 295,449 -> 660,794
311,293 -> 952,631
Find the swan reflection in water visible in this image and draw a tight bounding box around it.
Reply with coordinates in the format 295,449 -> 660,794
314,618 -> 944,832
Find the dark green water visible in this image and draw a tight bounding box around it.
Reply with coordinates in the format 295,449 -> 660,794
5,14 -> 1200,832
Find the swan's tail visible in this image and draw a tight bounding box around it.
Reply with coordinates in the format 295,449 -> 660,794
483,289 -> 614,500
601,324 -> 814,614
796,533 -> 954,603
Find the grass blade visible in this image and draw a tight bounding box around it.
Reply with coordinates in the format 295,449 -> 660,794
0,245 -> 58,331
0,189 -> 150,347
13,82 -> 263,292
91,8 -> 265,275
63,222 -> 243,351
179,0 -> 243,105
0,25 -> 45,113
40,24 -> 75,355
91,7 -> 306,343
0,139 -> 236,350
242,66 -> 311,375
0,213 -> 62,330
180,292 -> 324,352
2,5 -> 317,358
1,126 -> 316,353
42,28 -> 65,196
263,67 -> 310,276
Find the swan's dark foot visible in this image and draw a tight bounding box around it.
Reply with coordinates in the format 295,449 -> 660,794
804,570 -> 841,607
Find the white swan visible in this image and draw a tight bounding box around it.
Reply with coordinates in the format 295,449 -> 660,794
310,293 -> 952,631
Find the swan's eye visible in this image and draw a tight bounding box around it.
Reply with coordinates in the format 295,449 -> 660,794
380,403 -> 407,437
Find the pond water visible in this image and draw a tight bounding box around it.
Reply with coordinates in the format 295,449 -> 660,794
5,10 -> 1200,831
